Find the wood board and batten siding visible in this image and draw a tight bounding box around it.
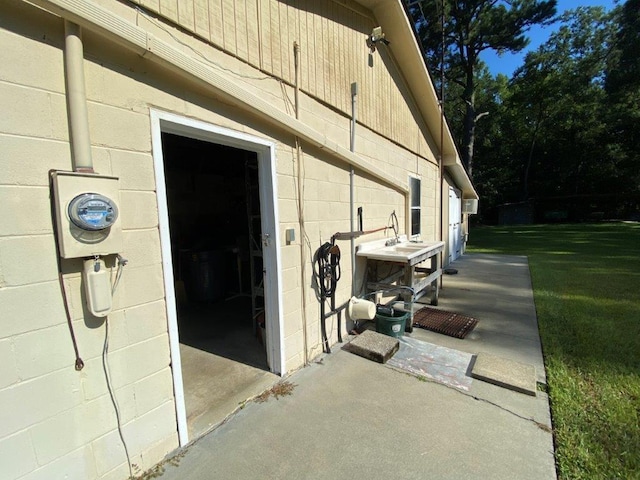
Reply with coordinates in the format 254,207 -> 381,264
130,0 -> 435,161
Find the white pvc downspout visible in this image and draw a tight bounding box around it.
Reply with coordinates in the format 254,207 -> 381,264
349,82 -> 357,296
64,20 -> 93,172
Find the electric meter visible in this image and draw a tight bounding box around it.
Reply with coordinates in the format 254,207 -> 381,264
51,171 -> 122,258
68,193 -> 118,231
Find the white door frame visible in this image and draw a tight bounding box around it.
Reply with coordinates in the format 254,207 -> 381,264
150,110 -> 284,446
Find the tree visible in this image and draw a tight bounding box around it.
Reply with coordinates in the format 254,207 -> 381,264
409,0 -> 556,178
605,0 -> 640,198
508,6 -> 618,201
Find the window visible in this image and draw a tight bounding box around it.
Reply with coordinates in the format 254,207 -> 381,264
410,176 -> 421,237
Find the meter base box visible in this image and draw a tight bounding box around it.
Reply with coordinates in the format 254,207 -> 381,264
52,171 -> 123,259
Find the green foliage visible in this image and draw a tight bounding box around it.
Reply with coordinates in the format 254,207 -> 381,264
468,223 -> 640,478
409,1 -> 556,176
604,0 -> 640,195
411,1 -> 639,223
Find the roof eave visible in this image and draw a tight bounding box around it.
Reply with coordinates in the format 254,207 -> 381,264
355,0 -> 478,200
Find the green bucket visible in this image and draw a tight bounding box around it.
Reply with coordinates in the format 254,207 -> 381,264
375,309 -> 410,338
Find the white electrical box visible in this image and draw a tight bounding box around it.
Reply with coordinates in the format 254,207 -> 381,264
51,171 -> 123,258
462,199 -> 479,215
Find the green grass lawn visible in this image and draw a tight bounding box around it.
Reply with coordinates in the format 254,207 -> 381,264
467,223 -> 640,480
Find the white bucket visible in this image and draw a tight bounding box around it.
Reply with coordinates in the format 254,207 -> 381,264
347,297 -> 376,321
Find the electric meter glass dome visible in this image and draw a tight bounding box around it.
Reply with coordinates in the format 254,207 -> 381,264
68,193 -> 118,231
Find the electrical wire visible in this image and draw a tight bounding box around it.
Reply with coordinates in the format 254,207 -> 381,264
134,4 -> 300,122
111,255 -> 128,295
101,255 -> 131,476
48,170 -> 84,371
134,6 -> 274,82
102,318 -> 133,479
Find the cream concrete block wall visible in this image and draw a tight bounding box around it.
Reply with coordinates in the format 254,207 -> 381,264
0,4 -> 178,479
2,0 -> 447,476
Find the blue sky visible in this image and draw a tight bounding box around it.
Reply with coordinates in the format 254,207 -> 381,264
480,0 -> 619,76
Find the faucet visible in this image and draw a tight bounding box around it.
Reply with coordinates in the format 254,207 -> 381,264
385,211 -> 400,246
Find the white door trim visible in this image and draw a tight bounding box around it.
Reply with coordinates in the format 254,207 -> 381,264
150,109 -> 284,447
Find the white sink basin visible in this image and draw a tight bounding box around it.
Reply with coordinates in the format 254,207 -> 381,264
357,237 -> 445,265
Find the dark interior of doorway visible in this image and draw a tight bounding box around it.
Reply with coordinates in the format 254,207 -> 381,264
161,132 -> 267,371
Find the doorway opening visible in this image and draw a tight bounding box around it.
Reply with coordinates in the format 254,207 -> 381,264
158,130 -> 279,440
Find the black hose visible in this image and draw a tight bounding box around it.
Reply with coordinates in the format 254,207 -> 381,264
316,241 -> 341,352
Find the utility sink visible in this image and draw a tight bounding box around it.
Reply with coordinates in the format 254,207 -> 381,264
357,236 -> 445,266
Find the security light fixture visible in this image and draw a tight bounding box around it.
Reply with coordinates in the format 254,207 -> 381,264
367,26 -> 390,52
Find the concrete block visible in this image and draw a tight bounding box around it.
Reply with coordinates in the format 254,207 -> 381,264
64,313 -> 122,364
133,367 -> 175,417
124,300 -> 169,345
0,235 -> 59,287
281,266 -> 300,294
106,335 -> 170,389
283,309 -> 303,338
0,83 -> 68,141
119,264 -> 165,308
136,432 -> 179,473
122,229 -> 162,268
13,324 -> 77,381
121,400 -> 177,455
0,339 -> 18,389
278,198 -> 299,223
0,368 -> 83,437
0,430 -> 37,479
0,281 -> 66,339
0,186 -> 53,236
119,191 -> 159,230
109,149 -> 156,191
88,103 -> 150,152
23,445 -> 97,480
0,25 -> 65,94
279,244 -> 299,269
30,393 -> 122,465
285,352 -> 303,373
277,175 -> 296,200
0,134 -> 70,186
471,352 -> 537,396
78,357 -> 134,408
343,330 -> 399,364
91,429 -> 131,477
94,459 -> 132,480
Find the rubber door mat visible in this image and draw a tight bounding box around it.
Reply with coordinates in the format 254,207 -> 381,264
412,306 -> 478,339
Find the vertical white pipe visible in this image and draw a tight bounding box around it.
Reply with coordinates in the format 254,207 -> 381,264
64,21 -> 93,172
350,82 -> 357,296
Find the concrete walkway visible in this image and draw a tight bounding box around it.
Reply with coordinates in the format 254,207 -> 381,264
157,254 -> 556,480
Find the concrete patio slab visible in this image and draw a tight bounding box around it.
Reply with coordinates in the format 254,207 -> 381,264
154,254 -> 556,480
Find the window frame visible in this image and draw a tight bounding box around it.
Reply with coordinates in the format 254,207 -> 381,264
409,175 -> 421,239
